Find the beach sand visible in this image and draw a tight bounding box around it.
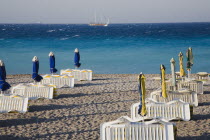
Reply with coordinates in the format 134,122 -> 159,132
0,74 -> 210,139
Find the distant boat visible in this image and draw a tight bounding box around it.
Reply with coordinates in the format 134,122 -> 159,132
33,21 -> 42,24
89,13 -> 109,26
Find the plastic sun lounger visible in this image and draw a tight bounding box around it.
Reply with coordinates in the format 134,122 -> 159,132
131,99 -> 191,121
11,84 -> 56,100
194,72 -> 210,86
150,90 -> 198,107
166,80 -> 203,94
40,74 -> 74,88
60,69 -> 92,81
0,95 -> 28,113
100,116 -> 176,140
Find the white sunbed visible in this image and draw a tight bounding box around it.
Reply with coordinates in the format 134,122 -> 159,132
150,89 -> 198,107
0,94 -> 28,113
195,72 -> 210,85
11,83 -> 57,100
166,80 -> 203,94
131,99 -> 191,121
40,74 -> 74,88
60,69 -> 92,81
100,116 -> 176,140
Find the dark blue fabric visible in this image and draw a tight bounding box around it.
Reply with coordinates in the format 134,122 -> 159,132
0,65 -> 10,91
32,61 -> 43,82
74,52 -> 81,68
2,65 -> 6,80
50,55 -> 57,73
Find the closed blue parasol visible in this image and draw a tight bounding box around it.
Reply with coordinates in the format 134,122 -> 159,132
49,52 -> 57,74
0,60 -> 6,80
0,60 -> 10,91
74,48 -> 81,68
32,56 -> 43,82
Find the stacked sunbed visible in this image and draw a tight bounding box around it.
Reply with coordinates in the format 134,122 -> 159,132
60,69 -> 92,81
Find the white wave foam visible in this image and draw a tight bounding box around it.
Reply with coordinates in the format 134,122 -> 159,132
72,35 -> 79,37
2,29 -> 6,31
47,30 -> 55,32
60,37 -> 69,40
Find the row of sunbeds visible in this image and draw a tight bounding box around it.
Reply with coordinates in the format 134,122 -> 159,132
0,69 -> 92,113
100,72 -> 204,140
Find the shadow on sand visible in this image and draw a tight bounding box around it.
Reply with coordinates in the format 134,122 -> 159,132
192,113 -> 210,120
57,91 -> 113,99
0,110 -> 128,128
177,133 -> 210,140
203,91 -> 210,94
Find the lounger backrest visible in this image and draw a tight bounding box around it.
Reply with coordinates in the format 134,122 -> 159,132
41,76 -> 74,88
125,123 -> 174,140
166,80 -> 203,94
60,69 -> 92,81
72,70 -> 81,80
0,96 -> 28,113
150,91 -> 198,106
131,100 -> 190,121
101,118 -> 175,140
11,85 -> 54,100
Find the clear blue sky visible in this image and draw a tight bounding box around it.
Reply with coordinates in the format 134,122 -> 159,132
0,0 -> 210,24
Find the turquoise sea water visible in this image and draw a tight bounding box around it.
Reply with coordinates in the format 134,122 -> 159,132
0,23 -> 210,74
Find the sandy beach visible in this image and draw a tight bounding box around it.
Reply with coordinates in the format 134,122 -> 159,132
0,74 -> 210,139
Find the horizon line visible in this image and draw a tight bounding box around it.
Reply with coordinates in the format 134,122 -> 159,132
0,21 -> 210,25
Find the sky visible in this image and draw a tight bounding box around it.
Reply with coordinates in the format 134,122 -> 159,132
0,0 -> 210,24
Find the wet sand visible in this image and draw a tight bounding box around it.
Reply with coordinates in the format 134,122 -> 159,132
0,74 -> 209,139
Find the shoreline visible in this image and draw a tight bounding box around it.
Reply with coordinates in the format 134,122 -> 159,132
0,74 -> 209,139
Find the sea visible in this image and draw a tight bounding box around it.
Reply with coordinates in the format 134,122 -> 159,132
0,23 -> 210,75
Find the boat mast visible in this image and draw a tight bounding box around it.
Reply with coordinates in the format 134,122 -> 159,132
107,18 -> 109,24
94,11 -> 97,23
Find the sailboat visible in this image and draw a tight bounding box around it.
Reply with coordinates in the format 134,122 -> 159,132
89,13 -> 109,26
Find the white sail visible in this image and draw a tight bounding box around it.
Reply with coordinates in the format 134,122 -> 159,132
89,13 -> 109,26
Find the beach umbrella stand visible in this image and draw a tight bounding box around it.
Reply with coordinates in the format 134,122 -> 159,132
32,56 -> 43,84
49,52 -> 57,75
0,60 -> 11,94
170,58 -> 177,91
186,47 -> 193,80
74,48 -> 81,69
160,64 -> 167,98
138,72 -> 147,122
178,52 -> 185,82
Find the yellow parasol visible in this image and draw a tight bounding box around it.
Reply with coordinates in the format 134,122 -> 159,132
138,73 -> 147,116
161,64 -> 167,98
178,52 -> 185,77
